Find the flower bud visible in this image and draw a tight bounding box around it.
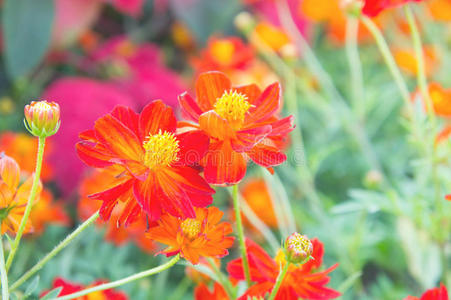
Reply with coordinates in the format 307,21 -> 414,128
284,232 -> 313,264
24,100 -> 60,138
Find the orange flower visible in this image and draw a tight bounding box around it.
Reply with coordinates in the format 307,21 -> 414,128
41,277 -> 128,300
403,283 -> 448,300
227,238 -> 340,299
194,282 -> 229,300
76,100 -> 215,225
241,178 -> 277,228
427,0 -> 451,21
30,189 -> 70,235
78,168 -> 156,253
192,37 -> 255,74
179,72 -> 294,185
362,0 -> 423,17
253,22 -> 291,52
147,206 -> 234,264
0,132 -> 54,181
394,46 -> 437,77
0,153 -> 41,235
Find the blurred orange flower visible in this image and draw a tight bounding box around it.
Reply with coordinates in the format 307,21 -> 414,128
362,0 -> 423,17
227,238 -> 340,299
76,100 -> 214,225
394,46 -> 437,77
30,189 -> 70,235
79,168 -> 156,253
0,132 -> 54,181
253,22 -> 291,52
179,71 -> 294,185
241,178 -> 277,228
194,282 -> 229,300
0,154 -> 41,235
404,283 -> 448,300
147,206 -> 234,264
427,0 -> 451,21
41,277 -> 128,300
185,258 -> 220,284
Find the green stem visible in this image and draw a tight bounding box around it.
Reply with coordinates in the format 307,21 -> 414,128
268,262 -> 290,300
6,137 -> 46,271
10,211 -> 99,292
55,254 -> 180,300
232,184 -> 252,287
206,257 -> 235,299
0,235 -> 9,300
361,17 -> 411,108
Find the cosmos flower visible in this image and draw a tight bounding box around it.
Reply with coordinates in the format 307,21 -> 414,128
393,46 -> 437,78
227,238 -> 340,300
76,100 -> 214,225
427,0 -> 451,21
404,283 -> 448,300
412,82 -> 451,118
146,206 -> 234,264
179,71 -> 294,185
194,282 -> 229,300
362,0 -> 423,17
41,277 -> 128,300
30,189 -> 70,235
0,154 -> 41,235
78,168 -> 155,253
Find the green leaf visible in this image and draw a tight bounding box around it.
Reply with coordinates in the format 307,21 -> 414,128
24,276 -> 40,298
2,0 -> 55,80
40,286 -> 62,300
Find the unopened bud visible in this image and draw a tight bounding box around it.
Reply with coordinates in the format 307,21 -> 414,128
234,12 -> 255,34
363,170 -> 383,189
24,100 -> 60,138
284,232 -> 313,264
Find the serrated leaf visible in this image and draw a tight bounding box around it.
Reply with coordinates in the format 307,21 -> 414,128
2,0 -> 55,80
40,286 -> 62,300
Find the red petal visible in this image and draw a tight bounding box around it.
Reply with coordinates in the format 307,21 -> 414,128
195,71 -> 231,111
133,173 -> 161,221
269,116 -> 295,137
203,141 -> 247,185
79,129 -> 98,142
111,105 -> 140,137
246,82 -> 281,124
199,111 -> 235,141
76,142 -> 114,168
247,143 -> 286,167
178,92 -> 203,121
176,130 -> 210,166
94,114 -> 143,161
139,100 -> 177,140
232,125 -> 272,152
234,83 -> 262,104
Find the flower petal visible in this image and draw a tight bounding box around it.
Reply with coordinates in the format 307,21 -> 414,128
203,141 -> 247,185
245,82 -> 281,124
269,116 -> 295,137
0,154 -> 20,190
76,142 -> 115,168
139,100 -> 177,140
133,173 -> 161,221
234,83 -> 262,104
94,114 -> 143,161
111,105 -> 140,137
176,130 -> 210,166
178,92 -> 203,121
232,125 -> 272,152
199,111 -> 235,141
247,143 -> 287,167
195,71 -> 231,111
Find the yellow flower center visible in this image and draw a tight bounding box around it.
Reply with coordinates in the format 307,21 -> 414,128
214,90 -> 251,126
180,218 -> 201,239
287,233 -> 311,254
143,131 -> 180,169
210,40 -> 235,65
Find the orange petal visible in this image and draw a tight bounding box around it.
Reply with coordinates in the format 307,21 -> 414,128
245,82 -> 281,124
234,83 -> 262,104
247,143 -> 286,167
139,100 -> 177,140
195,72 -> 231,111
0,154 -> 20,190
199,111 -> 235,141
179,92 -> 203,121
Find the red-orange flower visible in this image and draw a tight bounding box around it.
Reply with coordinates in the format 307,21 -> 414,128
30,189 -> 70,235
362,0 -> 423,17
404,283 -> 448,300
227,238 -> 340,300
78,168 -> 156,253
179,71 -> 294,185
76,100 -> 215,225
194,282 -> 230,300
0,153 -> 41,235
41,277 -> 128,300
0,132 -> 54,181
427,0 -> 451,21
241,178 -> 278,228
147,206 -> 234,264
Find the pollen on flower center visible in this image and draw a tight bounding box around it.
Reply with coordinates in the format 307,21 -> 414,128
287,233 -> 312,254
143,130 -> 180,169
214,90 -> 251,124
180,218 -> 201,239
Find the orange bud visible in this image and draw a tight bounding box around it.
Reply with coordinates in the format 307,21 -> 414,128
24,100 -> 60,138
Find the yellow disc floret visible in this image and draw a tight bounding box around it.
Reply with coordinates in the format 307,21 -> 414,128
214,90 -> 251,126
180,218 -> 202,240
143,130 -> 180,169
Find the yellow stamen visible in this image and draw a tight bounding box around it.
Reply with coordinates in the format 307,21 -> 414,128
180,218 -> 201,239
214,90 -> 251,126
143,130 -> 180,169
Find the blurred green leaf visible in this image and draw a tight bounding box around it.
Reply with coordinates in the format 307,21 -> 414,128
2,0 -> 55,80
24,276 -> 40,298
40,286 -> 62,300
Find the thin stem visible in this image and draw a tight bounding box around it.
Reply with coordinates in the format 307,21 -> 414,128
361,17 -> 411,108
10,211 -> 100,292
232,184 -> 251,287
206,257 -> 235,299
268,262 -> 290,300
6,137 -> 46,270
55,254 -> 180,300
0,235 -> 9,300
345,17 -> 365,119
